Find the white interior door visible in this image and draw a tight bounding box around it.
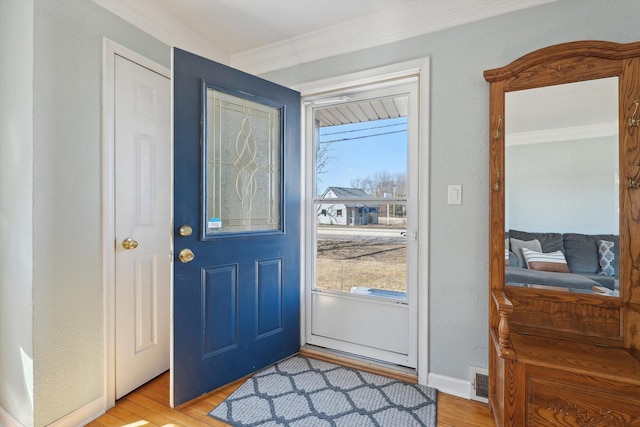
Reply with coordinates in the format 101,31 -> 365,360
114,54 -> 171,399
305,78 -> 420,368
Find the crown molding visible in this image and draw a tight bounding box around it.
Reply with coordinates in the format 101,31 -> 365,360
506,121 -> 618,146
93,0 -> 554,75
92,0 -> 230,64
231,0 -> 555,75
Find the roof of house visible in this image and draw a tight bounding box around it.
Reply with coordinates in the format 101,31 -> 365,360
322,187 -> 369,198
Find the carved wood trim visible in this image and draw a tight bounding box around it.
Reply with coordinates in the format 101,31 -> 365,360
484,40 -> 640,82
532,392 -> 633,427
488,79 -> 505,333
527,372 -> 640,427
492,291 -> 515,359
620,56 -> 640,351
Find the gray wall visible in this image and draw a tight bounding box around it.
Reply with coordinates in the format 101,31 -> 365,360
263,0 -> 640,381
0,1 -> 34,425
507,137 -> 618,234
29,1 -> 169,425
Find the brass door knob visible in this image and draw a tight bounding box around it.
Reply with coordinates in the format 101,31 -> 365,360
178,248 -> 194,263
122,238 -> 138,250
179,225 -> 193,237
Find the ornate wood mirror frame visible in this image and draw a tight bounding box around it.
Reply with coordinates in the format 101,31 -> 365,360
484,41 -> 640,426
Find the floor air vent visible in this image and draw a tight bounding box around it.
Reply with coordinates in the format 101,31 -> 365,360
470,366 -> 489,403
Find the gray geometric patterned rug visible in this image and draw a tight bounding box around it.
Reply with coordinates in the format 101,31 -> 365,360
209,356 -> 437,427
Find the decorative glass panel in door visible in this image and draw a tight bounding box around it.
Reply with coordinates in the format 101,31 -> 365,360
205,88 -> 281,236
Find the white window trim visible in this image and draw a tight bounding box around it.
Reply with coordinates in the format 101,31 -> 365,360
292,57 -> 430,385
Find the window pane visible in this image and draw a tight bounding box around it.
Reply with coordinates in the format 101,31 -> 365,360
313,96 -> 409,299
315,202 -> 407,299
316,116 -> 407,195
205,88 -> 281,234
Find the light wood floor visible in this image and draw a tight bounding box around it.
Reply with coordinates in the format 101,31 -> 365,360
87,371 -> 495,427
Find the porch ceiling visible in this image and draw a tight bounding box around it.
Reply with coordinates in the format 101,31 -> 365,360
315,95 -> 408,127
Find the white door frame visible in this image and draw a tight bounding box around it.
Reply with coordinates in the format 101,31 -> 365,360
292,57 -> 430,385
101,38 -> 171,410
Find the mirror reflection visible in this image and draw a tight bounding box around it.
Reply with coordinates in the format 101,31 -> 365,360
504,77 -> 620,296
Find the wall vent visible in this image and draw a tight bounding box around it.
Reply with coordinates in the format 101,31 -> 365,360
470,366 -> 489,403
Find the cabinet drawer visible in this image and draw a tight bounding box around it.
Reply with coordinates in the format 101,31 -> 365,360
527,377 -> 640,426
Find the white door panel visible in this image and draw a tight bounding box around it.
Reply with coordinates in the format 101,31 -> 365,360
114,55 -> 171,399
311,293 -> 409,358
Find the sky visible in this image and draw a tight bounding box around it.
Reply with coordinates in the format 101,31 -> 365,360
316,117 -> 407,194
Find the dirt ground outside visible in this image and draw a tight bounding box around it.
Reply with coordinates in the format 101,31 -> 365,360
315,237 -> 407,293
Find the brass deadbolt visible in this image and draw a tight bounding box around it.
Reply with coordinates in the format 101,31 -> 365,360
179,225 -> 193,237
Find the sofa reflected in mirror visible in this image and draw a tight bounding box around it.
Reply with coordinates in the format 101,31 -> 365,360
505,229 -> 619,296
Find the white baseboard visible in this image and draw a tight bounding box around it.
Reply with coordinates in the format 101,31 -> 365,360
0,406 -> 24,427
47,397 -> 104,427
427,373 -> 471,400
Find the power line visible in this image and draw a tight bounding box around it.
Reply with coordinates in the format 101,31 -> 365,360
320,121 -> 407,137
319,129 -> 406,144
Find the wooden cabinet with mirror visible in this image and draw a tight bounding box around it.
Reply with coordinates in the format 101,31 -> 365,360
484,41 -> 640,426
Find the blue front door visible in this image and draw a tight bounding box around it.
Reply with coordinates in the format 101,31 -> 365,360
172,48 -> 300,406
